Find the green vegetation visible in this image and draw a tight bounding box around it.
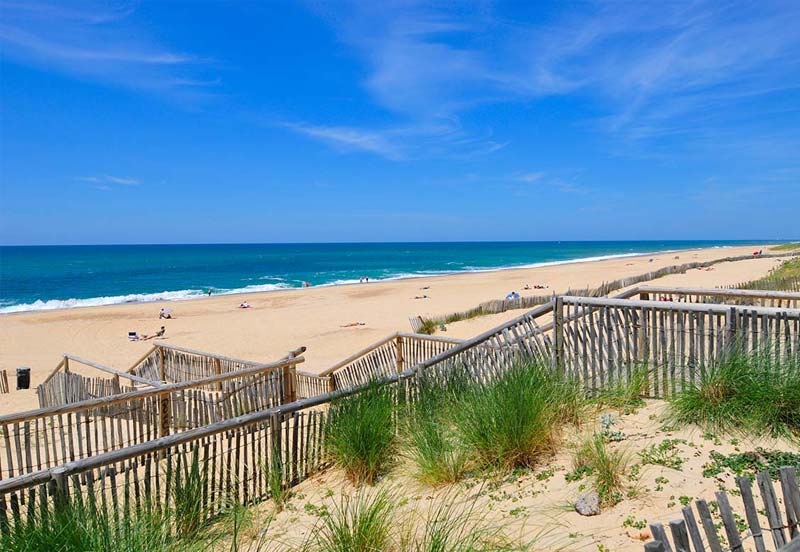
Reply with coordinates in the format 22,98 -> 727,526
638,439 -> 687,471
453,359 -> 586,469
264,448 -> 290,512
417,317 -> 440,335
172,447 -> 208,538
594,365 -> 650,414
403,376 -> 470,486
702,448 -> 800,480
0,501 -> 177,552
770,242 -> 800,252
325,381 -> 399,485
570,433 -> 631,506
669,350 -> 800,440
305,490 -> 395,552
737,258 -> 800,291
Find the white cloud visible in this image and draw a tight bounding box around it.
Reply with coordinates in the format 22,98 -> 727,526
0,1 -> 215,99
78,175 -> 141,188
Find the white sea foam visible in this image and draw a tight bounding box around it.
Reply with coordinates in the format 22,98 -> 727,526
0,246 -> 711,314
0,283 -> 291,314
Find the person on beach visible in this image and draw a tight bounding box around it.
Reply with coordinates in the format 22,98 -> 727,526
141,326 -> 166,341
159,308 -> 172,319
239,301 -> 250,308
207,289 -> 213,296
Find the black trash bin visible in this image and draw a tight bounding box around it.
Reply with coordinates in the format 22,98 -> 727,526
16,367 -> 30,390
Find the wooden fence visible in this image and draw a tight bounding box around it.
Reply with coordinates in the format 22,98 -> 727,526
0,352 -> 304,484
295,332 -> 462,398
645,466 -> 799,552
635,285 -> 800,309
556,296 -> 800,397
416,252 -> 799,328
0,370 -> 8,394
1,288 -> 799,538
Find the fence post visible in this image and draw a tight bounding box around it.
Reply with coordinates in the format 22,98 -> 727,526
52,467 -> 69,508
726,307 -> 738,357
283,349 -> 301,404
158,347 -> 171,438
395,336 -> 404,373
553,296 -> 564,372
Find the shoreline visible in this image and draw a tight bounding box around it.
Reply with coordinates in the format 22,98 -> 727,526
0,243 -> 786,415
0,243 -> 769,315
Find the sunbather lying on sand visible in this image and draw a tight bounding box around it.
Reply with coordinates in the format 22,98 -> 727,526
340,322 -> 366,327
141,326 -> 166,341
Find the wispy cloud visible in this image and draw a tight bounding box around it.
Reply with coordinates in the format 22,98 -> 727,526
300,1 -> 800,159
283,119 -> 506,161
0,1 -> 216,100
78,175 -> 140,190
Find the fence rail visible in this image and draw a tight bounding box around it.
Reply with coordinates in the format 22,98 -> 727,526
645,466 -> 799,552
296,332 -> 462,398
0,351 -> 304,483
0,370 -> 8,394
635,285 -> 800,309
1,288 -> 799,538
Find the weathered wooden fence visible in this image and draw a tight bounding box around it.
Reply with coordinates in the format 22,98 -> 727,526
635,285 -> 800,309
645,466 -> 799,552
295,332 -> 462,398
0,352 -> 304,483
556,296 -> 800,397
1,287 -> 799,539
0,370 -> 8,394
416,252 -> 799,328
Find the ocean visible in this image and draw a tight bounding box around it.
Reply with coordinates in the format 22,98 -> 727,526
0,241 -> 772,313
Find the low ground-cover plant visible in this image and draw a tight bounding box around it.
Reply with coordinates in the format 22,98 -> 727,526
453,358 -> 587,469
325,381 -> 399,485
638,439 -> 687,471
669,350 -> 800,440
702,448 -> 800,480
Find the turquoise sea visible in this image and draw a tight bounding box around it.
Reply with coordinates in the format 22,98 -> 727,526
0,241 -> 774,313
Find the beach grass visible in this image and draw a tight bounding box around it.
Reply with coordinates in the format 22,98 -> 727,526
571,433 -> 630,506
404,375 -> 470,486
770,242 -> 800,251
304,489 -> 395,552
593,364 -> 650,413
325,381 -> 399,485
453,357 -> 586,469
669,349 -> 800,440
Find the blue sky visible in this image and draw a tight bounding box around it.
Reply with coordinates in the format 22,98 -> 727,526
1,0 -> 798,245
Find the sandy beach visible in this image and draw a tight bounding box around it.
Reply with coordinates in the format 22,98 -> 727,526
0,244 -> 784,414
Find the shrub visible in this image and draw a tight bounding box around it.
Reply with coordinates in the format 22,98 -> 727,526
325,381 -> 398,485
453,357 -> 585,469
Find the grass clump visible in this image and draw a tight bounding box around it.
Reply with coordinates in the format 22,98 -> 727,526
0,498 -> 181,552
402,492 -> 526,551
594,365 -> 650,414
571,433 -> 630,506
264,448 -> 290,512
305,490 -> 395,552
669,350 -> 800,440
453,358 -> 586,469
326,381 -> 398,485
404,377 -> 469,486
417,318 -> 439,335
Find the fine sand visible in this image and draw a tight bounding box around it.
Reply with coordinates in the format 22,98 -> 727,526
220,400 -> 798,552
0,244 -> 785,414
